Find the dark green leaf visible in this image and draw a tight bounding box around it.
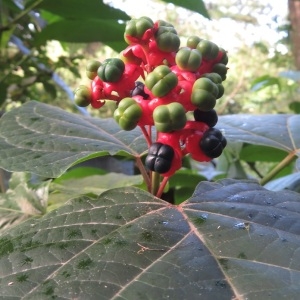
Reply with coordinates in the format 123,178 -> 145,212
289,102 -> 300,114
32,0 -> 130,21
42,81 -> 57,99
1,180 -> 300,298
161,0 -> 210,18
0,83 -> 7,106
218,114 -> 300,155
0,101 -> 148,178
35,19 -> 127,52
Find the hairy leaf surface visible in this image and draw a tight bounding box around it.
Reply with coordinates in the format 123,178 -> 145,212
0,179 -> 299,298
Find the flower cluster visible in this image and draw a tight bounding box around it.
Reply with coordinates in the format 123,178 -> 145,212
74,16 -> 228,178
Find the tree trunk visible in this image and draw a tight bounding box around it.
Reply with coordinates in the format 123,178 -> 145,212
289,0 -> 300,70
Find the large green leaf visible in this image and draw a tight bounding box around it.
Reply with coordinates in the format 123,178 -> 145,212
32,0 -> 130,20
0,101 -> 148,178
218,114 -> 300,155
35,19 -> 127,51
0,179 -> 299,298
161,0 -> 210,19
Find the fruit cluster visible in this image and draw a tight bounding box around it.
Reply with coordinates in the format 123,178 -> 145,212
75,16 -> 228,178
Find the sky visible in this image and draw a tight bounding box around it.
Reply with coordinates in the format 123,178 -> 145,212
106,0 -> 289,53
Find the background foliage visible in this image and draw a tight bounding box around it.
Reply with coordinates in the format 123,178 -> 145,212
0,0 -> 300,299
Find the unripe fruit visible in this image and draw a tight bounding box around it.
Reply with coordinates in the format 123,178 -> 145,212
197,40 -> 219,60
97,58 -> 125,83
202,72 -> 224,98
186,35 -> 201,49
155,26 -> 180,53
86,60 -> 101,80
212,63 -> 228,81
74,85 -> 91,107
124,16 -> 154,43
175,47 -> 202,72
145,65 -> 178,97
191,78 -> 219,111
113,97 -> 142,130
153,102 -> 187,132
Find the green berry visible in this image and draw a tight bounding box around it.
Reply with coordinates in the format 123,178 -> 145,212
191,78 -> 219,111
175,47 -> 202,72
202,73 -> 224,98
153,102 -> 186,132
212,63 -> 228,81
145,65 -> 178,97
113,97 -> 142,131
86,60 -> 101,80
124,16 -> 154,43
74,85 -> 91,107
196,40 -> 219,60
155,26 -> 180,52
97,58 -> 125,83
186,35 -> 201,49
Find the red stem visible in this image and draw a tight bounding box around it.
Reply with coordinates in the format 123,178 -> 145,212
156,176 -> 170,199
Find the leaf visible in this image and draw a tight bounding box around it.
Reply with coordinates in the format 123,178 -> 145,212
31,0 -> 130,21
279,70 -> 300,82
218,114 -> 300,155
50,172 -> 143,197
0,179 -> 300,298
161,0 -> 210,19
289,101 -> 300,114
264,172 -> 300,192
250,75 -> 281,92
240,144 -> 288,162
35,19 -> 127,51
0,101 -> 148,178
0,172 -> 49,232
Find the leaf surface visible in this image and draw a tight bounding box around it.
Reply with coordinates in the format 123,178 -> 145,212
0,101 -> 147,178
0,179 -> 300,298
218,114 -> 300,155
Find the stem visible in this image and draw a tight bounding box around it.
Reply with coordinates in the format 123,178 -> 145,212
156,176 -> 169,199
140,126 -> 152,147
151,171 -> 160,195
0,0 -> 44,33
260,152 -> 296,186
136,156 -> 151,192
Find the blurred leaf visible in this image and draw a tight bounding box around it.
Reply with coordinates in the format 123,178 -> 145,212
0,101 -> 148,178
0,83 -> 7,106
1,180 -> 300,298
279,70 -> 300,82
289,102 -> 300,114
50,172 -> 143,197
42,81 -> 57,99
240,144 -> 288,162
264,172 -> 300,192
31,0 -> 130,21
0,172 -> 50,232
35,19 -> 127,51
250,75 -> 281,92
161,0 -> 210,18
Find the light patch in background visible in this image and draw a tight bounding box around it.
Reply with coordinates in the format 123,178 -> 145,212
105,0 -> 289,54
